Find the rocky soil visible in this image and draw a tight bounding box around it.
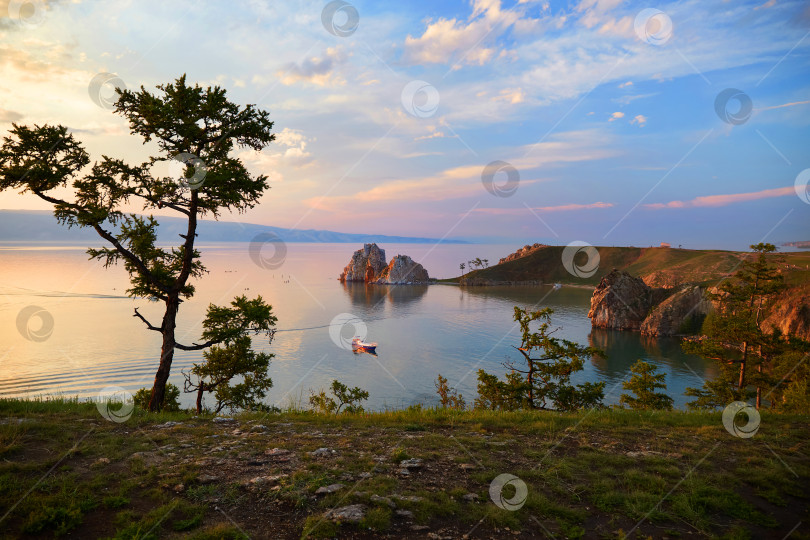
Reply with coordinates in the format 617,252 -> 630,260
3,406 -> 808,539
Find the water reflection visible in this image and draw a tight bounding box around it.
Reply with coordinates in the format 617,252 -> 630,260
588,328 -> 717,403
341,281 -> 428,308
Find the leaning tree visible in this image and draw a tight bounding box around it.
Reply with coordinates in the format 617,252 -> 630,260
0,75 -> 277,410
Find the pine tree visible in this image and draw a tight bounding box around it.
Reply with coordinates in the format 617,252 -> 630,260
475,307 -> 605,411
620,360 -> 673,410
0,76 -> 276,410
683,243 -> 785,409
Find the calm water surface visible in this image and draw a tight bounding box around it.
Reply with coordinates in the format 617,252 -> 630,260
0,243 -> 715,409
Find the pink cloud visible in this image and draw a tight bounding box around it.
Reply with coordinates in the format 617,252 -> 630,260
645,186 -> 795,209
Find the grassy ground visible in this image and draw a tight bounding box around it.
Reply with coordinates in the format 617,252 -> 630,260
1,398 -> 808,539
446,246 -> 810,288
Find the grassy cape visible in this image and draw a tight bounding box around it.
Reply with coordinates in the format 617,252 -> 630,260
1,397 -> 807,539
446,245 -> 810,287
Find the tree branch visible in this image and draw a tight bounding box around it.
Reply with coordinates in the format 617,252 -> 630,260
133,307 -> 163,332
30,189 -> 172,296
174,339 -> 217,351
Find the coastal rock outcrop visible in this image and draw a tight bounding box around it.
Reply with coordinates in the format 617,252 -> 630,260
338,244 -> 430,284
339,244 -> 387,282
640,285 -> 712,337
762,283 -> 810,340
589,270 -> 715,336
588,270 -> 668,331
375,255 -> 429,284
498,243 -> 548,265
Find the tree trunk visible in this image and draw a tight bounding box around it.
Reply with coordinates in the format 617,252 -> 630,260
738,341 -> 747,391
196,384 -> 205,414
756,364 -> 762,409
149,294 -> 180,411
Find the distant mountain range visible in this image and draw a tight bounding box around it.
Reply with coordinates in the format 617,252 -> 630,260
0,210 -> 469,244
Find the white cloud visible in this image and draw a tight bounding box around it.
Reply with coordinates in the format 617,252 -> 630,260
630,114 -> 647,127
237,128 -> 314,181
306,129 -> 617,209
277,48 -> 347,87
402,0 -> 522,66
608,111 -> 624,121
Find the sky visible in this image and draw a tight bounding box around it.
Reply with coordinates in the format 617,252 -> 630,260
0,0 -> 809,248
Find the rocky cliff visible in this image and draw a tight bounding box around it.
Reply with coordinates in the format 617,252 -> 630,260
338,244 -> 430,284
640,285 -> 711,336
588,270 -> 666,331
375,255 -> 429,284
588,270 -> 711,336
339,243 -> 387,282
762,283 -> 810,340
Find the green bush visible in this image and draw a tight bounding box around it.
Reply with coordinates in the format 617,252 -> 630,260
619,359 -> 673,410
133,383 -> 181,412
309,380 -> 368,414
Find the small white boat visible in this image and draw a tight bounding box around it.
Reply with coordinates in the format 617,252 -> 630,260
351,337 -> 377,353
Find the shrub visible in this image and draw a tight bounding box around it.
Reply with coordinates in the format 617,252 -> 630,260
134,383 -> 181,412
309,380 -> 369,414
435,374 -> 466,409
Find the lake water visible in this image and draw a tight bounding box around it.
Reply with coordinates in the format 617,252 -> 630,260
0,243 -> 716,410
